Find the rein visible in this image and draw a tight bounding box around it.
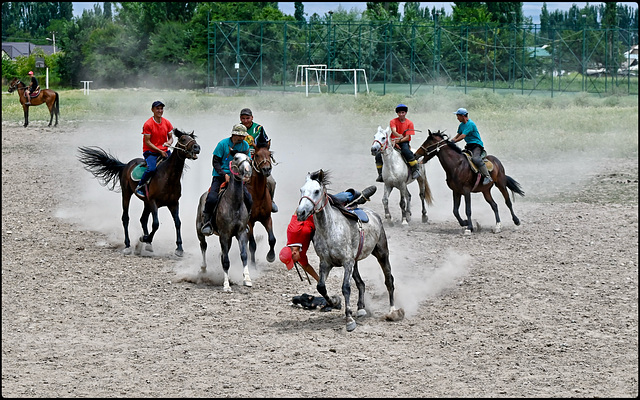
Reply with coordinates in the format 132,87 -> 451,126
418,137 -> 449,157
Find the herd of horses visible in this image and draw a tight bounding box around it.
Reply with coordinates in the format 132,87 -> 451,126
19,78 -> 523,332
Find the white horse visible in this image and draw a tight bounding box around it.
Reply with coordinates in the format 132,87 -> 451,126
370,126 -> 433,226
196,151 -> 253,291
296,169 -> 404,332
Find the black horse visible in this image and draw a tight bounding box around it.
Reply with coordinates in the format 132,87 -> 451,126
77,129 -> 200,255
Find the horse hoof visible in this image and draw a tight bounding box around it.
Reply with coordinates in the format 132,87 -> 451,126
122,247 -> 132,255
402,220 -> 408,225
223,285 -> 232,292
175,249 -> 184,257
243,279 -> 253,287
463,229 -> 472,235
492,224 -> 502,234
385,308 -> 405,321
266,251 -> 275,263
356,309 -> 367,318
329,295 -> 342,310
145,244 -> 153,252
346,317 -> 357,332
422,215 -> 428,223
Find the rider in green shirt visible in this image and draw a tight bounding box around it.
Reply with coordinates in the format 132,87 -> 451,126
240,108 -> 278,213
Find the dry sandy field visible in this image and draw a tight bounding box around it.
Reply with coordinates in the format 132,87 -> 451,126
2,100 -> 638,397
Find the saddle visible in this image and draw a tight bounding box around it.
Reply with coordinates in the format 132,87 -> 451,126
328,196 -> 369,223
25,89 -> 40,98
462,149 -> 493,174
130,157 -> 168,181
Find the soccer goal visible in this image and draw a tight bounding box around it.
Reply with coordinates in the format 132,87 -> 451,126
304,68 -> 370,97
295,64 -> 327,87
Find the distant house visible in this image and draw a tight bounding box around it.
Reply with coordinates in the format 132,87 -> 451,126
527,45 -> 551,58
618,44 -> 638,75
1,42 -> 55,60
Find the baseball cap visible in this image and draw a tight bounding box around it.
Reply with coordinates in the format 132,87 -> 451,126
240,108 -> 253,116
279,246 -> 295,270
395,104 -> 408,113
28,71 -> 34,75
454,107 -> 468,115
231,123 -> 248,136
152,100 -> 165,108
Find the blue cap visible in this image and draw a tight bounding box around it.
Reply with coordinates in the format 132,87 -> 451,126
395,104 -> 408,113
152,100 -> 165,108
454,107 -> 468,115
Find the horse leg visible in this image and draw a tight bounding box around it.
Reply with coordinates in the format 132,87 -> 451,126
122,194 -> 132,255
238,230 -> 252,287
219,236 -> 233,291
403,188 -> 412,224
264,219 -> 276,263
247,223 -> 257,267
382,184 -> 393,226
371,232 -> 402,322
463,192 -> 473,234
481,189 -> 502,233
498,182 -> 520,227
351,263 -> 367,317
341,262 -> 356,331
452,193 -> 467,228
47,98 -> 54,126
198,234 -> 208,272
316,263 -> 341,310
399,193 -> 407,225
418,177 -> 428,223
22,105 -> 29,127
168,204 -> 184,257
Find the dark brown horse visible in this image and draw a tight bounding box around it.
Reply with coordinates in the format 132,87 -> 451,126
77,129 -> 200,255
7,77 -> 60,127
246,144 -> 277,265
414,130 -> 524,234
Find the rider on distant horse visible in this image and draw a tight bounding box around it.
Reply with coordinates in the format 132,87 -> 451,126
201,123 -> 253,236
240,107 -> 278,213
450,107 -> 493,185
375,104 -> 421,182
24,71 -> 39,106
135,100 -> 174,197
279,184 -> 377,283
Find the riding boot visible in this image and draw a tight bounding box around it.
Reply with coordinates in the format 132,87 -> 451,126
346,186 -> 377,207
271,200 -> 278,213
135,180 -> 146,197
410,163 -> 421,180
478,163 -> 493,185
201,212 -> 213,235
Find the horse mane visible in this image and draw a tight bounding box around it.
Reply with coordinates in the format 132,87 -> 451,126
309,169 -> 331,189
430,131 -> 462,154
174,128 -> 196,139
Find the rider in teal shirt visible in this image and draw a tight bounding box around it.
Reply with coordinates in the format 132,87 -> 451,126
450,108 -> 493,185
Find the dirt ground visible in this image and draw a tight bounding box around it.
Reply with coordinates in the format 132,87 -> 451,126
2,111 -> 638,397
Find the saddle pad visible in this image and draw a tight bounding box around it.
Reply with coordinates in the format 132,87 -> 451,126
29,89 -> 41,97
131,163 -> 147,181
463,151 -> 493,173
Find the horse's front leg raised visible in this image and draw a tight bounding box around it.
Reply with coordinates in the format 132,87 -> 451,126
168,204 -> 184,257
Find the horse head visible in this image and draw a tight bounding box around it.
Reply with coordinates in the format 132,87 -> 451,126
173,129 -> 200,160
296,169 -> 331,221
7,78 -> 22,93
229,151 -> 252,184
252,144 -> 273,177
415,129 -> 451,162
371,126 -> 393,156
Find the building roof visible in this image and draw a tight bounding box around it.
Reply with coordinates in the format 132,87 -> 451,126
1,42 -> 55,59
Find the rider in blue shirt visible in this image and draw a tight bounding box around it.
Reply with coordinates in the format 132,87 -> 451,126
201,124 -> 253,235
450,108 -> 493,185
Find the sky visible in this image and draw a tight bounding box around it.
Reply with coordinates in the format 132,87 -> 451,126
72,2 -> 638,24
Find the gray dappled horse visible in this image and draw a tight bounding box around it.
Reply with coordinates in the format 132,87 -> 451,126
296,169 -> 404,332
370,126 -> 433,226
196,152 -> 253,291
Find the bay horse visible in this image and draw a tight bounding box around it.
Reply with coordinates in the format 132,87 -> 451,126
414,130 -> 525,234
296,169 -> 404,332
195,151 -> 253,291
246,144 -> 277,266
77,129 -> 200,255
370,126 -> 433,226
7,77 -> 60,127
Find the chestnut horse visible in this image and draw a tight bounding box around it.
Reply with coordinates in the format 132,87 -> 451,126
246,144 -> 277,266
414,130 -> 524,234
7,77 -> 59,127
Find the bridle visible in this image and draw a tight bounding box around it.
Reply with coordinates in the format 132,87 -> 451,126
298,181 -> 329,214
170,133 -> 198,159
8,79 -> 25,93
229,156 -> 251,181
417,133 -> 450,158
251,149 -> 273,173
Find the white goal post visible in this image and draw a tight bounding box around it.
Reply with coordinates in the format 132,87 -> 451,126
305,68 -> 370,97
295,64 -> 327,87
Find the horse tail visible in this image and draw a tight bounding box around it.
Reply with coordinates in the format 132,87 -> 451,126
54,92 -> 60,117
506,175 -> 525,198
420,174 -> 434,205
77,146 -> 127,191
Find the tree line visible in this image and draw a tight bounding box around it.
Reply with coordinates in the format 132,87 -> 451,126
2,2 -> 638,89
